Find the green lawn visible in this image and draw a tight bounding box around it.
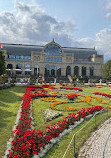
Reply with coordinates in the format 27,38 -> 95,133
0,85 -> 111,158
0,86 -> 26,157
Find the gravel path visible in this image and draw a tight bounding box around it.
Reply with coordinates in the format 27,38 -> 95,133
78,117 -> 111,158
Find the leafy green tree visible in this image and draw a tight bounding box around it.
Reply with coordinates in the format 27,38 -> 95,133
102,59 -> 111,81
0,51 -> 5,75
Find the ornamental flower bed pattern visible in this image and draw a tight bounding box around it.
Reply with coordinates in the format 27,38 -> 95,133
7,86 -> 104,158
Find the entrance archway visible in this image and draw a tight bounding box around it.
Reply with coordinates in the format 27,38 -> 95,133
82,66 -> 86,76
90,67 -> 94,77
57,65 -> 61,77
74,66 -> 79,76
7,64 -> 13,69
51,65 -> 55,76
66,66 -> 71,76
34,65 -> 39,77
45,65 -> 50,76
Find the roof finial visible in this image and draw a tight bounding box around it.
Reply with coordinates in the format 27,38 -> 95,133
52,38 -> 55,43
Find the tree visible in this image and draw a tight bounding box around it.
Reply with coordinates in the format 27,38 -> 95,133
0,51 -> 5,75
102,59 -> 111,81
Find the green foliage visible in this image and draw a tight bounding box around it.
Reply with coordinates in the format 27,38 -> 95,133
102,59 -> 111,81
0,75 -> 8,84
38,79 -> 43,84
30,77 -> 36,84
11,76 -> 16,83
0,51 -> 5,75
0,76 -> 2,84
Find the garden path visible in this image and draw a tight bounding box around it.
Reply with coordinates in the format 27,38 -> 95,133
78,117 -> 111,158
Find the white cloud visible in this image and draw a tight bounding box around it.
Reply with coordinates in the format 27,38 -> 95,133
0,1 -> 75,46
96,28 -> 111,62
77,37 -> 95,48
76,28 -> 111,62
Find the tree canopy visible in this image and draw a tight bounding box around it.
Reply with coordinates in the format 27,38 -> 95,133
102,59 -> 111,81
0,51 -> 5,76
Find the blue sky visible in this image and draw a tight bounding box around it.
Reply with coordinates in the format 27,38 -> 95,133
0,0 -> 111,62
37,0 -> 108,38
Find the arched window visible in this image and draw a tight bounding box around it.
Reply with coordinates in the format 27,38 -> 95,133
43,44 -> 62,56
16,64 -> 22,69
51,65 -> 55,76
34,65 -> 39,76
82,66 -> 86,76
56,65 -> 61,77
16,64 -> 22,74
74,66 -> 79,76
90,67 -> 94,76
45,65 -> 50,76
24,65 -> 31,75
7,64 -> 13,69
66,66 -> 71,76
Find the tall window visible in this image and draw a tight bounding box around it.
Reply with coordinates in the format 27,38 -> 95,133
90,67 -> 94,76
66,66 -> 71,76
51,65 -> 55,76
57,65 -> 61,77
45,65 -> 50,76
74,66 -> 79,76
16,64 -> 22,74
34,65 -> 39,76
82,66 -> 86,76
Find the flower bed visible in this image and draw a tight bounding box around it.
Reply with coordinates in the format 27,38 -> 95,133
50,100 -> 78,111
67,94 -> 78,101
60,86 -> 83,91
7,86 -> 104,158
93,92 -> 111,98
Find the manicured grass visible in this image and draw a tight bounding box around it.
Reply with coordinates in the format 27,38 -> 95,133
32,86 -> 111,158
0,86 -> 26,157
83,86 -> 111,94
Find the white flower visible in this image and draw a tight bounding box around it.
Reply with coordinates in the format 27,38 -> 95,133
44,109 -> 62,122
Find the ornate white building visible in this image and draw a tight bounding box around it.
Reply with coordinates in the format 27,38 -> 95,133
1,40 -> 104,80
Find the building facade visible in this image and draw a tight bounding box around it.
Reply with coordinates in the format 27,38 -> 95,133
1,40 -> 104,80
